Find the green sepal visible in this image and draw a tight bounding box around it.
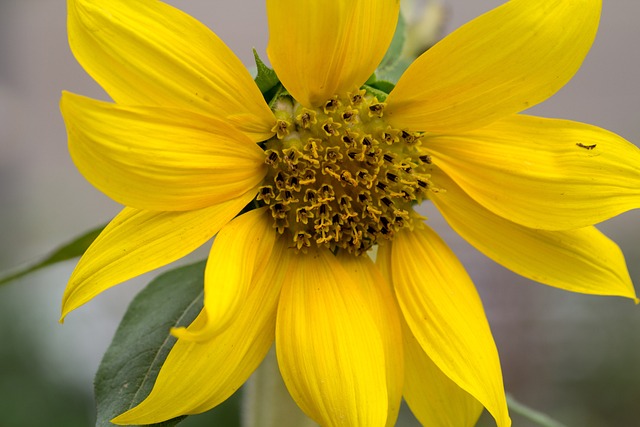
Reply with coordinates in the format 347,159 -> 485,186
362,84 -> 390,102
266,84 -> 291,110
376,56 -> 413,85
94,260 -> 242,427
376,10 -> 409,83
0,224 -> 105,286
368,80 -> 396,95
253,49 -> 284,104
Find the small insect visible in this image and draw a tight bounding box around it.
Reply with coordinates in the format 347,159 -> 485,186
576,142 -> 597,150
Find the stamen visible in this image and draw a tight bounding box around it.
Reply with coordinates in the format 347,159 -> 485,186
419,154 -> 432,164
272,119 -> 291,139
296,109 -> 317,128
324,96 -> 341,114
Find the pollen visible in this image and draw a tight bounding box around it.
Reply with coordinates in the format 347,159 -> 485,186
258,92 -> 434,255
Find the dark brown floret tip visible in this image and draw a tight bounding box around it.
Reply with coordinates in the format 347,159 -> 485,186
258,94 -> 433,255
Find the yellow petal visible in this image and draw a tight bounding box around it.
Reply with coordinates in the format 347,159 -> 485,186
266,0 -> 400,107
430,172 -> 637,300
67,0 -> 274,141
426,114 -> 640,230
112,234 -> 290,425
341,254 -> 404,427
276,249 -> 389,426
403,321 -> 484,427
60,193 -> 255,321
172,208 -> 275,341
388,226 -> 511,427
386,0 -> 601,133
62,92 -> 267,212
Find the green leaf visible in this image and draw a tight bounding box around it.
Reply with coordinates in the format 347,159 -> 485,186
253,49 -> 280,95
94,260 -> 241,427
376,11 -> 409,83
0,224 -> 105,286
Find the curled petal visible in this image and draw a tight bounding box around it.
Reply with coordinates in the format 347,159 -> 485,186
172,208 -> 275,341
267,0 -> 399,107
112,234 -> 290,424
62,92 -> 267,212
426,115 -> 640,230
387,0 -> 601,133
68,0 -> 274,140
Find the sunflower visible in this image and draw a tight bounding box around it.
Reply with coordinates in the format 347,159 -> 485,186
60,0 -> 639,426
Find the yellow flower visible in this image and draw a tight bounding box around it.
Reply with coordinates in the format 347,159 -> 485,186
60,0 -> 639,426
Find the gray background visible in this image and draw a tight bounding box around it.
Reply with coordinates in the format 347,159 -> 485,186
0,0 -> 638,426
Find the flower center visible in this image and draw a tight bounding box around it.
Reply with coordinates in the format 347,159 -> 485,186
258,91 -> 433,255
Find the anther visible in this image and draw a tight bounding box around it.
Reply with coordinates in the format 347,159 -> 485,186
386,172 -> 399,183
282,147 -> 302,166
349,90 -> 365,106
304,139 -> 321,159
304,188 -> 318,203
318,184 -> 335,201
296,109 -> 317,128
274,171 -> 287,189
381,129 -> 399,144
324,96 -> 340,113
293,231 -> 312,250
416,179 -> 429,189
299,169 -> 316,185
365,205 -> 382,221
265,150 -> 280,167
270,203 -> 288,219
277,189 -> 299,204
287,176 -> 301,192
376,181 -> 388,192
399,161 -> 413,173
342,108 -> 358,123
257,186 -> 275,203
366,224 -> 379,235
318,203 -> 332,218
338,195 -> 352,208
357,192 -> 370,204
296,207 -> 313,224
400,189 -> 414,201
272,119 -> 291,139
323,164 -> 341,179
368,102 -> 385,118
339,170 -> 358,187
419,154 -> 432,164
380,196 -> 393,207
322,119 -> 341,136
324,147 -> 343,162
383,153 -> 395,163
401,131 -> 416,144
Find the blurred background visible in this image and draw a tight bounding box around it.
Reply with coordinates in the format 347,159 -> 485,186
0,0 -> 638,426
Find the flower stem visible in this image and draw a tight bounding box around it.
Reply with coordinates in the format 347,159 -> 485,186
241,347 -> 317,427
506,393 -> 568,427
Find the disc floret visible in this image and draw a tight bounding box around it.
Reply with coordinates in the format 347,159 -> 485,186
258,91 -> 433,255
